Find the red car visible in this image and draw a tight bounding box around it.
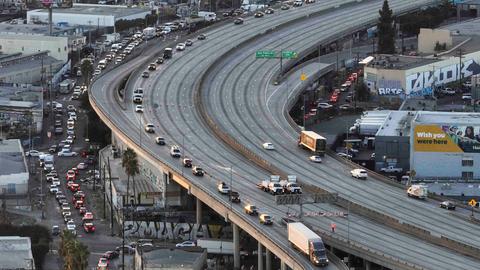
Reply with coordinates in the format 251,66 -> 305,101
74,200 -> 84,209
72,192 -> 86,203
83,222 -> 95,233
329,95 -> 338,103
66,170 -> 76,181
68,183 -> 80,192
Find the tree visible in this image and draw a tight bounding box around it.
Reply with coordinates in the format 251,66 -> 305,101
377,0 -> 395,54
80,59 -> 93,87
120,147 -> 139,270
355,80 -> 370,102
60,230 -> 89,270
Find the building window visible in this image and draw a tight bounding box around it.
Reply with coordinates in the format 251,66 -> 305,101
7,183 -> 15,194
64,46 -> 67,51
462,159 -> 474,166
462,171 -> 473,180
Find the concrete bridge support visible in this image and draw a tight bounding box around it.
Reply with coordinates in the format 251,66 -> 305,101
258,243 -> 264,270
266,249 -> 272,270
196,197 -> 202,224
233,223 -> 240,269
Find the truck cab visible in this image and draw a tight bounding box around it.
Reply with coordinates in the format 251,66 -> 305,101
163,48 -> 173,59
309,240 -> 329,266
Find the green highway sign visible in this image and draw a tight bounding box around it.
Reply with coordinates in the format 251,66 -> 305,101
256,50 -> 277,59
282,51 -> 298,59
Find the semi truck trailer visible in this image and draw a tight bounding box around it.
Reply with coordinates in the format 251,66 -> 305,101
288,222 -> 328,266
298,131 -> 327,155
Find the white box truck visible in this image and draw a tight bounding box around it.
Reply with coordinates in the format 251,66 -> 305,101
143,27 -> 156,40
288,222 -> 328,266
407,184 -> 428,199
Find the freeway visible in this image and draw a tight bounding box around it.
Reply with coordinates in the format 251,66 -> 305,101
90,0 -> 480,269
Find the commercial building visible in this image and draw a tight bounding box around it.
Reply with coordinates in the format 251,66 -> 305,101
134,248 -> 207,270
0,84 -> 44,135
0,139 -> 28,197
0,236 -> 35,270
363,23 -> 480,100
27,3 -> 151,28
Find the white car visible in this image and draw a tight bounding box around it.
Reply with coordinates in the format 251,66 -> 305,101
217,182 -> 231,194
93,69 -> 101,75
58,150 -> 78,157
145,123 -> 155,133
67,119 -> 75,126
135,105 -> 144,113
65,136 -> 74,144
176,43 -> 186,51
337,152 -> 352,159
176,241 -> 196,247
49,185 -> 59,194
133,94 -> 143,104
351,168 -> 368,179
462,93 -> 472,100
68,112 -> 77,120
317,102 -> 333,109
77,163 -> 87,170
66,220 -> 76,230
52,179 -> 61,186
309,155 -> 322,163
25,150 -> 44,157
262,142 -> 275,150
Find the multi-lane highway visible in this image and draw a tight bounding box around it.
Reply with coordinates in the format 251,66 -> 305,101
90,0 -> 480,269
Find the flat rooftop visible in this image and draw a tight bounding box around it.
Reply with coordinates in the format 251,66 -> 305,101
32,3 -> 149,18
0,236 -> 34,270
0,53 -> 63,77
376,111 -> 414,137
141,248 -> 206,268
0,22 -> 81,36
413,111 -> 480,125
366,54 -> 439,70
0,139 -> 27,176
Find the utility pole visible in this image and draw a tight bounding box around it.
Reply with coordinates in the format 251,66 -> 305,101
107,157 -> 114,236
458,49 -> 464,87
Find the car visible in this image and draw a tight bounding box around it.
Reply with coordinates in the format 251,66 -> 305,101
262,142 -> 275,150
71,167 -> 79,175
197,34 -> 206,40
97,258 -> 109,268
77,163 -> 87,170
54,127 -> 63,135
244,204 -> 258,215
58,150 -> 78,157
26,150 -> 44,157
50,185 -> 59,194
339,104 -> 354,111
52,225 -> 60,236
259,214 -> 273,225
170,145 -> 181,157
67,105 -> 76,112
229,191 -> 241,203
148,63 -> 156,71
176,241 -> 196,247
115,245 -> 135,254
142,71 -> 149,78
102,251 -> 119,260
281,5 -> 290,10
48,145 -> 58,153
265,8 -> 274,14
62,211 -> 72,219
145,123 -> 155,133
192,166 -> 204,176
66,170 -> 76,181
135,105 -> 144,113
441,87 -> 456,95
351,168 -> 368,179
155,136 -> 165,145
66,220 -> 76,230
47,174 -> 59,182
83,212 -> 94,222
94,69 -> 101,75
254,11 -> 264,18
176,43 -> 186,51
217,182 -> 230,194
309,155 -> 322,163
65,136 -> 74,144
66,130 -> 75,136
337,152 -> 352,159
133,94 -> 143,104
234,18 -> 244,25
317,102 -> 333,109
79,206 -> 87,215
156,57 -> 164,64
83,222 -> 96,233
68,183 -> 80,192
440,201 -> 456,210
52,179 -> 61,186
462,93 -> 472,100
185,39 -> 193,46
182,158 -> 192,167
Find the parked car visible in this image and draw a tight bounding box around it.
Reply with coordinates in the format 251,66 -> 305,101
176,240 -> 196,247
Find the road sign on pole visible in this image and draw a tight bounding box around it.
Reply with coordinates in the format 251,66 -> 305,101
282,51 -> 298,59
469,199 -> 477,207
300,72 -> 307,81
256,50 -> 277,59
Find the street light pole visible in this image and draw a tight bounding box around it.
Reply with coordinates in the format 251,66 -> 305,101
229,165 -> 233,210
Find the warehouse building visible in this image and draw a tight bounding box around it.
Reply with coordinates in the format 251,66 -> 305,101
0,51 -> 64,84
27,3 -> 151,28
0,236 -> 35,270
0,139 -> 28,197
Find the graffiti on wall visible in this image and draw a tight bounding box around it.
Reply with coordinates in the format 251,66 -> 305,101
377,79 -> 404,96
124,221 -> 228,240
406,59 -> 480,95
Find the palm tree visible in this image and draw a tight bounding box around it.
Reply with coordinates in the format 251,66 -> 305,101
80,59 -> 93,87
121,147 -> 139,270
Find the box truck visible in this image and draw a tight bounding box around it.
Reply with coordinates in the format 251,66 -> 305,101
298,131 -> 327,155
407,184 -> 428,199
288,222 -> 328,266
143,27 -> 156,40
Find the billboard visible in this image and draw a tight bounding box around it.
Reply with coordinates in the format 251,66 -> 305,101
414,124 -> 480,153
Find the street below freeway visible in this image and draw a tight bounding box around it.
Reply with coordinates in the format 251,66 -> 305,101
90,0 -> 480,269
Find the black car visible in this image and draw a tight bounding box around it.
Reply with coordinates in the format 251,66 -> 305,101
281,5 -> 290,10
54,127 -> 63,135
163,48 -> 173,59
49,145 -> 58,153
52,225 -> 60,236
142,71 -> 149,78
229,191 -> 241,203
254,12 -> 264,18
182,158 -> 192,168
185,39 -> 193,46
265,8 -> 274,14
197,34 -> 206,40
156,57 -> 164,64
440,201 -> 456,210
234,18 -> 244,25
148,63 -> 156,71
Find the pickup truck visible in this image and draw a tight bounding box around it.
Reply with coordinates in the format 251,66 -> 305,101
257,180 -> 283,195
380,166 -> 403,173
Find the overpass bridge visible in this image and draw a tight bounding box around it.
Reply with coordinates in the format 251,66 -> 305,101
90,0 -> 480,269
